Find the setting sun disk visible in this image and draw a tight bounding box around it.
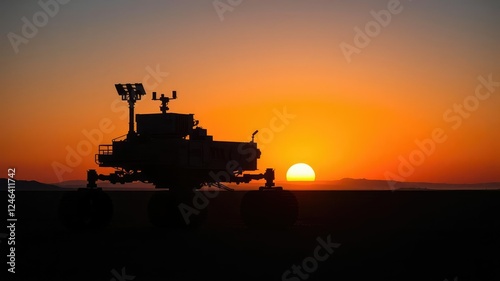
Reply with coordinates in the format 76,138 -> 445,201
286,163 -> 315,181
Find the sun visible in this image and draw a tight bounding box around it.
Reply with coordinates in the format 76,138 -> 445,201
286,163 -> 316,181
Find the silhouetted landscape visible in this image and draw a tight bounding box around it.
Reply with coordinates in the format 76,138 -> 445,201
3,178 -> 500,191
2,181 -> 500,280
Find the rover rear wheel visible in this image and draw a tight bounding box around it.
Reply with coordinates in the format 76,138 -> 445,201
240,190 -> 298,230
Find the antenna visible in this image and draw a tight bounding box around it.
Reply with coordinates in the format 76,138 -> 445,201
152,90 -> 177,114
251,130 -> 258,143
115,83 -> 146,138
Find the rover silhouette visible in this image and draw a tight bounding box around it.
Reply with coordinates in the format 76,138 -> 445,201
59,83 -> 298,230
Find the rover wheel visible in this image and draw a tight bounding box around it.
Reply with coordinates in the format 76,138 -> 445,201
58,188 -> 113,230
148,190 -> 208,229
240,190 -> 298,230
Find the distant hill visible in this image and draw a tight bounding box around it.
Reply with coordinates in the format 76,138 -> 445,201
0,178 -> 61,191
1,178 -> 499,191
52,180 -> 155,189
271,178 -> 500,191
333,178 -> 500,191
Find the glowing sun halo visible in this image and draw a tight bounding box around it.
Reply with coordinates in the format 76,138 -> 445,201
286,163 -> 316,181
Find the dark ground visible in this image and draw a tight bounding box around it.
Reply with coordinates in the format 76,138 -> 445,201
2,190 -> 500,281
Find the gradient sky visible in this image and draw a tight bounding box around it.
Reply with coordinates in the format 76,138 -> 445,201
1,0 -> 499,184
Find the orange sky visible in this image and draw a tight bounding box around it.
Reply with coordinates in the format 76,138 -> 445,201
1,1 -> 499,184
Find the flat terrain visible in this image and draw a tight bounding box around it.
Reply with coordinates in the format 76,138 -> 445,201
2,190 -> 500,281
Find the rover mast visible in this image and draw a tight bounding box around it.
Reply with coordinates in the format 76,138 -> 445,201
114,83 -> 146,139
